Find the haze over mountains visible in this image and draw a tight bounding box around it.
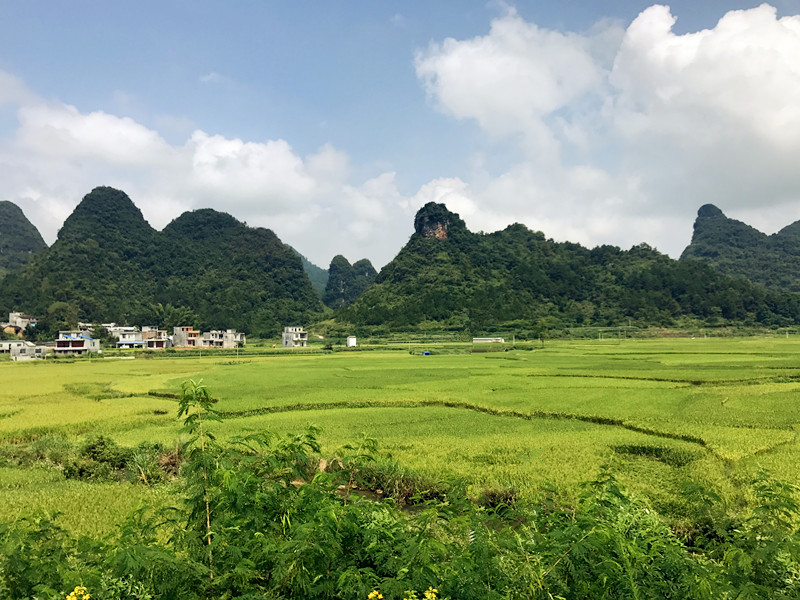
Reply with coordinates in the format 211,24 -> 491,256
2,187 -> 800,335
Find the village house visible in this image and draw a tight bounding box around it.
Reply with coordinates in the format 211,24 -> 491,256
173,326 -> 245,349
1,339 -> 30,354
10,341 -> 47,361
116,327 -> 171,349
104,324 -> 137,339
116,329 -> 146,349
200,329 -> 246,349
2,312 -> 36,338
282,326 -> 307,348
172,326 -> 202,348
53,331 -> 101,356
142,326 -> 170,348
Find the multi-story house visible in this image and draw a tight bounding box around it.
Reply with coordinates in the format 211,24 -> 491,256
200,329 -> 246,349
54,331 -> 101,356
282,326 -> 307,348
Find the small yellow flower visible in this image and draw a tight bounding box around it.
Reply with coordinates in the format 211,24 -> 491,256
368,591 -> 384,600
66,586 -> 90,600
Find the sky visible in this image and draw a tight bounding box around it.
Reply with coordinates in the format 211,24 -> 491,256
2,1 -> 800,268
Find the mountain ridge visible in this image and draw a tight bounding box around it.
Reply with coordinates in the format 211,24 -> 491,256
338,202 -> 800,332
0,187 -> 322,335
680,203 -> 800,291
0,200 -> 48,276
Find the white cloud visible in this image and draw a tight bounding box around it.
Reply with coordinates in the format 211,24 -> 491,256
609,4 -> 800,217
16,103 -> 176,166
4,4 -> 800,273
414,4 -> 800,256
406,177 -> 478,219
415,7 -> 609,159
0,70 -> 37,105
0,82 -> 410,267
186,131 -> 316,209
200,71 -> 225,84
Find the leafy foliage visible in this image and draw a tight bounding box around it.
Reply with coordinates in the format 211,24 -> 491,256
150,303 -> 198,331
2,381 -> 800,599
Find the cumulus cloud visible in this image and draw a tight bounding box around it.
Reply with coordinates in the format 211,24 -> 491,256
0,79 -> 411,267
415,7 -> 612,160
415,4 -> 800,255
16,103 -> 176,166
4,4 -> 800,271
199,71 -> 225,84
610,4 -> 800,214
406,177 -> 478,220
0,71 -> 37,105
186,132 -> 316,208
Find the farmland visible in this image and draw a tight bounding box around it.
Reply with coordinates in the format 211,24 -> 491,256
2,336 -> 799,535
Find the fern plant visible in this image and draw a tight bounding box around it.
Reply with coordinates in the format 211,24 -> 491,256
177,379 -> 221,582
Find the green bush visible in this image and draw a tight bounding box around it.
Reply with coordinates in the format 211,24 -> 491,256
2,383 -> 799,599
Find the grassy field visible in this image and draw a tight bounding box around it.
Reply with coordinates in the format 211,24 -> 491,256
2,336 -> 800,534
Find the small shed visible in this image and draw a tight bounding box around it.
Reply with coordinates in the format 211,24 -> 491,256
346,336 -> 357,347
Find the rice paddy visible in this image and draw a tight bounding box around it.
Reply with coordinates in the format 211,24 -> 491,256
2,336 -> 800,534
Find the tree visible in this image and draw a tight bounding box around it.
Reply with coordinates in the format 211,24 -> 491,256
151,303 -> 198,331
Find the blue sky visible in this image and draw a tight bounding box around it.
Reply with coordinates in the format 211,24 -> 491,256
2,1 -> 800,267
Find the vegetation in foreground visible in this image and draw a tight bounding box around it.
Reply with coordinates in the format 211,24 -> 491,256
1,380 -> 799,599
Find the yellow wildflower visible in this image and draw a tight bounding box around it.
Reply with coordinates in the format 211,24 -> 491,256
66,586 -> 90,600
368,591 -> 384,600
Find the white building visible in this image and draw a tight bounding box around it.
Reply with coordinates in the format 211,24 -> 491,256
282,326 -> 307,348
106,325 -> 137,340
8,312 -> 36,329
11,341 -> 47,361
1,340 -> 28,354
346,336 -> 357,347
54,331 -> 101,356
200,329 -> 246,349
116,330 -> 146,349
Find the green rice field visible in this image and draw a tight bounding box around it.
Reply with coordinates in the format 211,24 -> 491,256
2,336 -> 800,534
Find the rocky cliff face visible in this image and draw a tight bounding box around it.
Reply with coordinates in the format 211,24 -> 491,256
413,202 -> 467,240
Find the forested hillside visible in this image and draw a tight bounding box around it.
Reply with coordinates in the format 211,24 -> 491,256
340,203 -> 800,333
0,200 -> 47,277
4,191 -> 800,337
290,247 -> 329,297
681,204 -> 800,291
323,255 -> 377,308
0,187 -> 322,335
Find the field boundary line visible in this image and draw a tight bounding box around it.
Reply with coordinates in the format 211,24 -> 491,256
216,399 -> 714,450
530,373 -> 800,386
